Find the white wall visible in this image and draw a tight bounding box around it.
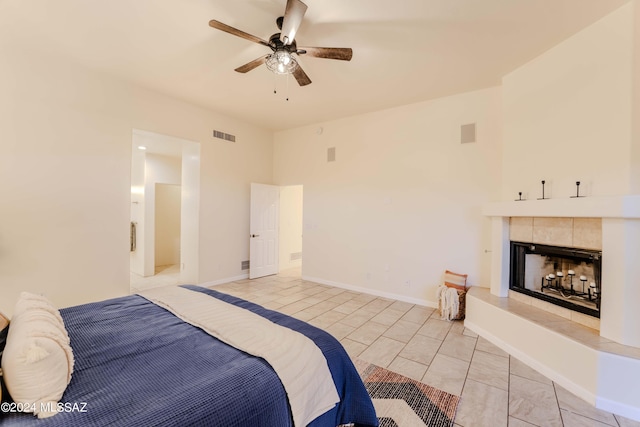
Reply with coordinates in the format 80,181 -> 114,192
0,46 -> 273,316
631,1 -> 640,194
130,147 -> 146,277
279,185 -> 303,271
274,87 -> 502,305
180,142 -> 201,285
155,184 -> 181,267
144,154 -> 181,276
502,2 -> 636,200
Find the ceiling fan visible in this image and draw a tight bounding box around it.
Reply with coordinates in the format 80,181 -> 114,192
209,0 -> 353,86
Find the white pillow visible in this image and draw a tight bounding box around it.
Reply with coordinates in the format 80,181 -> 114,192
1,292 -> 74,419
13,294 -> 65,325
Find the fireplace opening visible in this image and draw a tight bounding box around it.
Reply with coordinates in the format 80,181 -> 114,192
510,241 -> 602,318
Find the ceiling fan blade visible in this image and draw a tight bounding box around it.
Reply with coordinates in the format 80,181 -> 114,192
298,47 -> 353,61
234,56 -> 268,73
292,65 -> 312,86
280,0 -> 308,45
209,20 -> 271,48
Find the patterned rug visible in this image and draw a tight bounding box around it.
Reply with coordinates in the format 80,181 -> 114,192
353,358 -> 460,427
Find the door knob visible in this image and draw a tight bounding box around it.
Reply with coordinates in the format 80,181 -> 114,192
251,234 -> 260,238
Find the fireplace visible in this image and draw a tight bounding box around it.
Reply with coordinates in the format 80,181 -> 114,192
509,241 -> 602,318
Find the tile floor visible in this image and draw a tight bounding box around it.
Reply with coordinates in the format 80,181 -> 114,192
209,270 -> 640,427
130,264 -> 181,293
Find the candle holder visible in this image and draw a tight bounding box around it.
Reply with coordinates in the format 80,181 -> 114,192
579,275 -> 587,293
555,271 -> 566,296
590,282 -> 601,309
515,192 -> 525,201
541,273 -> 556,293
538,180 -> 548,200
570,181 -> 584,198
567,270 -> 575,293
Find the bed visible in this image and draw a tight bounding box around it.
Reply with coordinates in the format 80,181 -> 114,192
0,285 -> 378,426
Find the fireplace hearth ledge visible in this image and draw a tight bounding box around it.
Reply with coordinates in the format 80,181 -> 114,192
465,286 -> 640,422
482,195 -> 640,218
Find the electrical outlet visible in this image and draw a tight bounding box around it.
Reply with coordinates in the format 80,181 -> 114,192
404,280 -> 411,288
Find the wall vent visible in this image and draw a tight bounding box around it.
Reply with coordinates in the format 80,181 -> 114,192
213,130 -> 236,142
327,147 -> 336,162
290,252 -> 303,261
460,123 -> 476,144
241,260 -> 250,270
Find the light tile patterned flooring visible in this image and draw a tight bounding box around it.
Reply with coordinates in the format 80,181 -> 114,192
209,270 -> 640,427
130,264 -> 181,293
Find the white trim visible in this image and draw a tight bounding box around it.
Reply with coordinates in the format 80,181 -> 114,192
303,276 -> 437,308
464,319 -> 597,406
482,195 -> 640,219
200,274 -> 249,287
596,396 -> 640,423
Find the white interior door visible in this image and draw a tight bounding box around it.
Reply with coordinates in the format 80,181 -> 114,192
250,183 -> 280,279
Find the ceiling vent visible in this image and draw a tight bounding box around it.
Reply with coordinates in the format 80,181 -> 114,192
327,147 -> 336,162
460,123 -> 476,144
213,130 -> 236,142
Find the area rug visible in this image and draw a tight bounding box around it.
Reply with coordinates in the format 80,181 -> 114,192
353,358 -> 460,427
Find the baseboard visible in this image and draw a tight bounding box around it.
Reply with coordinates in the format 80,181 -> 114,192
302,275 -> 437,308
596,396 -> 640,423
200,273 -> 249,287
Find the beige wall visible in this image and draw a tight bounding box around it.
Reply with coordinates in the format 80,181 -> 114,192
155,184 -> 181,267
145,154 -> 182,275
279,185 -> 303,271
502,2 -> 636,200
0,47 -> 273,316
274,87 -> 502,304
631,1 -> 640,194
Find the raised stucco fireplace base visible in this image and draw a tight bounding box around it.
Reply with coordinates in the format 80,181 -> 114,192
472,195 -> 640,421
465,287 -> 640,421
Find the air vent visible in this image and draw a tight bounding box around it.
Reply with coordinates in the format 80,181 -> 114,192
460,123 -> 476,144
327,147 -> 336,162
290,252 -> 302,261
241,260 -> 250,270
213,130 -> 236,142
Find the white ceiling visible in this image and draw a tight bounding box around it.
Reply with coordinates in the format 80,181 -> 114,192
0,0 -> 629,131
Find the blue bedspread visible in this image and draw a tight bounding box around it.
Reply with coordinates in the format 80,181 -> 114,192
0,285 -> 378,427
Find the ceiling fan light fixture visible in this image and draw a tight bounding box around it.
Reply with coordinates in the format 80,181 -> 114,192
266,50 -> 298,75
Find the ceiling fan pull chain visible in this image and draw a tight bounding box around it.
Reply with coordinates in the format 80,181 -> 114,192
286,73 -> 290,101
273,72 -> 278,95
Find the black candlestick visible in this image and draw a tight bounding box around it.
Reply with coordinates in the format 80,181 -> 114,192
571,181 -> 584,198
538,180 -> 547,200
515,191 -> 524,201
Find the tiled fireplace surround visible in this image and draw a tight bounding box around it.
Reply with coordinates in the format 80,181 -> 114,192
509,216 -> 602,329
465,195 -> 640,421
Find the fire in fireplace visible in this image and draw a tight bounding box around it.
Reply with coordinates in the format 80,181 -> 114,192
510,241 -> 602,318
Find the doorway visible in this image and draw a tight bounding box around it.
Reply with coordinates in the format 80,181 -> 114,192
129,130 -> 200,292
155,183 -> 181,273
